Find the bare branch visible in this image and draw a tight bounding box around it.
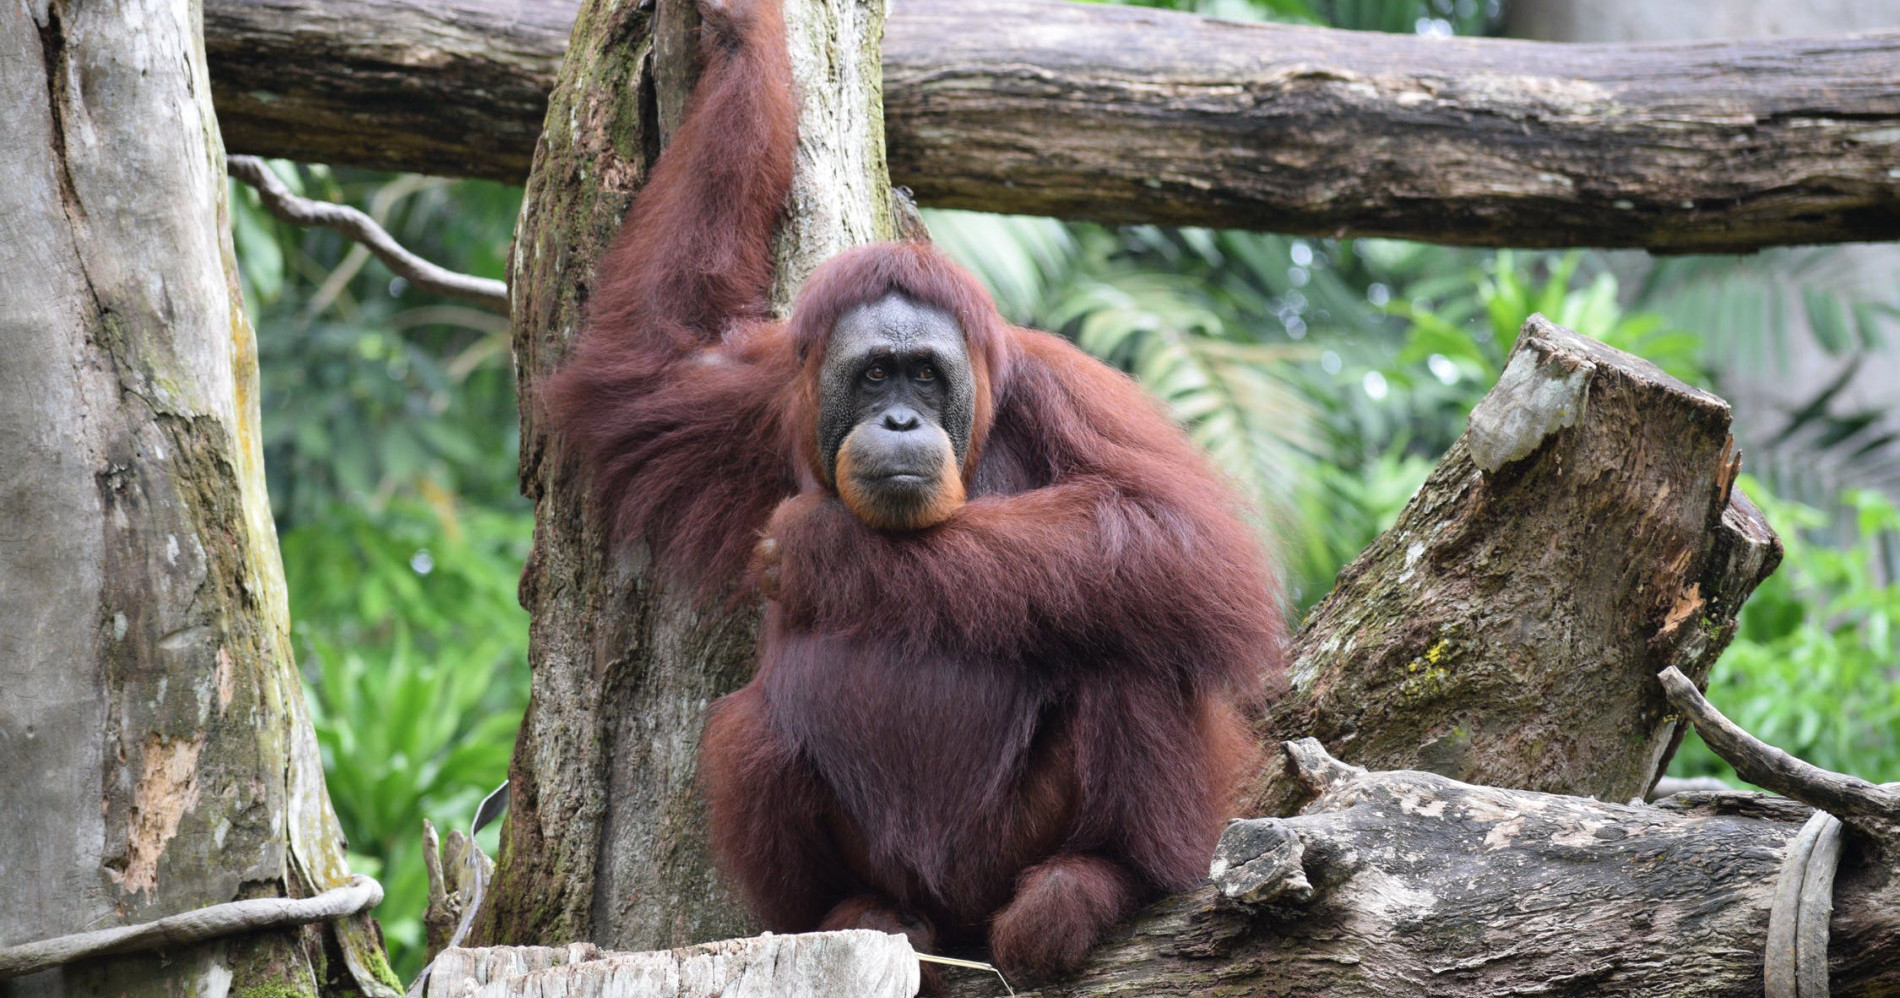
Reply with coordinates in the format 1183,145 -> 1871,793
1658,666 -> 1900,840
227,155 -> 509,312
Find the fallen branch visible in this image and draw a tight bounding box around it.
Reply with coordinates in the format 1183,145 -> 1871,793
227,155 -> 509,311
1659,666 -> 1900,840
206,0 -> 1900,250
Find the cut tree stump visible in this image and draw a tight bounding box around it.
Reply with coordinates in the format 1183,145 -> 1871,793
426,932 -> 917,998
202,0 -> 1900,251
1257,314 -> 1782,814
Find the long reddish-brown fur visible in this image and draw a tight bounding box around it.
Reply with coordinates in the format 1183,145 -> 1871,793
543,0 -> 1285,979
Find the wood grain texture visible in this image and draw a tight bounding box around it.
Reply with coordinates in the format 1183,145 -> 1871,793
205,0 -> 567,183
886,1 -> 1900,251
206,0 -> 1900,250
428,932 -> 917,998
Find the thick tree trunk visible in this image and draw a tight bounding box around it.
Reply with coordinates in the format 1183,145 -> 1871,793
203,0 -> 1900,251
480,0 -> 897,954
1257,315 -> 1783,814
0,2 -> 392,995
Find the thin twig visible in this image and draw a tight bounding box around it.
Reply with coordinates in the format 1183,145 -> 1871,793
227,156 -> 509,312
916,953 -> 1016,997
1657,666 -> 1900,840
0,875 -> 383,979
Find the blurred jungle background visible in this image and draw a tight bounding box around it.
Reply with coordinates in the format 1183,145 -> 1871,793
233,0 -> 1900,978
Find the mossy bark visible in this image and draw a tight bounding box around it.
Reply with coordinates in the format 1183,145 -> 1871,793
0,1 -> 392,995
482,0 -> 895,953
1257,317 -> 1782,815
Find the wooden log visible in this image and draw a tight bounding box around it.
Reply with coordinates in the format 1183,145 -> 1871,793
426,932 -> 918,998
205,0 -> 1900,250
1255,314 -> 1782,814
204,0 -> 567,184
930,740 -> 1900,997
887,1 -> 1900,251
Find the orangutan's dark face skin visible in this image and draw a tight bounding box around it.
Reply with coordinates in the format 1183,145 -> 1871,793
817,294 -> 975,530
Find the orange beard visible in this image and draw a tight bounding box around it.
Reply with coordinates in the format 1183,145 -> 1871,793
834,427 -> 967,531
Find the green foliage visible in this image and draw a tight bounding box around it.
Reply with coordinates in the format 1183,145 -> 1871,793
1638,249 -> 1900,519
285,500 -> 529,979
1292,449 -> 1435,602
1393,250 -> 1705,389
231,162 -> 531,982
1669,480 -> 1900,786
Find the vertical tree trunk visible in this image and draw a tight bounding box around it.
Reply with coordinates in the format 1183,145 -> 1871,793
0,1 -> 392,995
484,0 -> 897,952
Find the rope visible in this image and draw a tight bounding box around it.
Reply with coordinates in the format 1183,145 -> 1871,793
0,875 -> 383,979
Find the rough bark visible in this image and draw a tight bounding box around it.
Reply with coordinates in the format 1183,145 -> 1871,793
480,0 -> 896,955
426,933 -> 917,998
204,0 -> 1900,251
205,0 -> 568,184
883,1 -> 1900,251
931,741 -> 1900,997
0,1 -> 393,995
1255,315 -> 1782,815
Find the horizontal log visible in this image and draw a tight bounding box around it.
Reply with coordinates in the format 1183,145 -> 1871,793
205,0 -> 1900,251
205,0 -> 565,183
936,741 -> 1900,997
440,740 -> 1900,997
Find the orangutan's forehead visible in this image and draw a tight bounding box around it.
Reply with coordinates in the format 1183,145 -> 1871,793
827,293 -> 963,359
